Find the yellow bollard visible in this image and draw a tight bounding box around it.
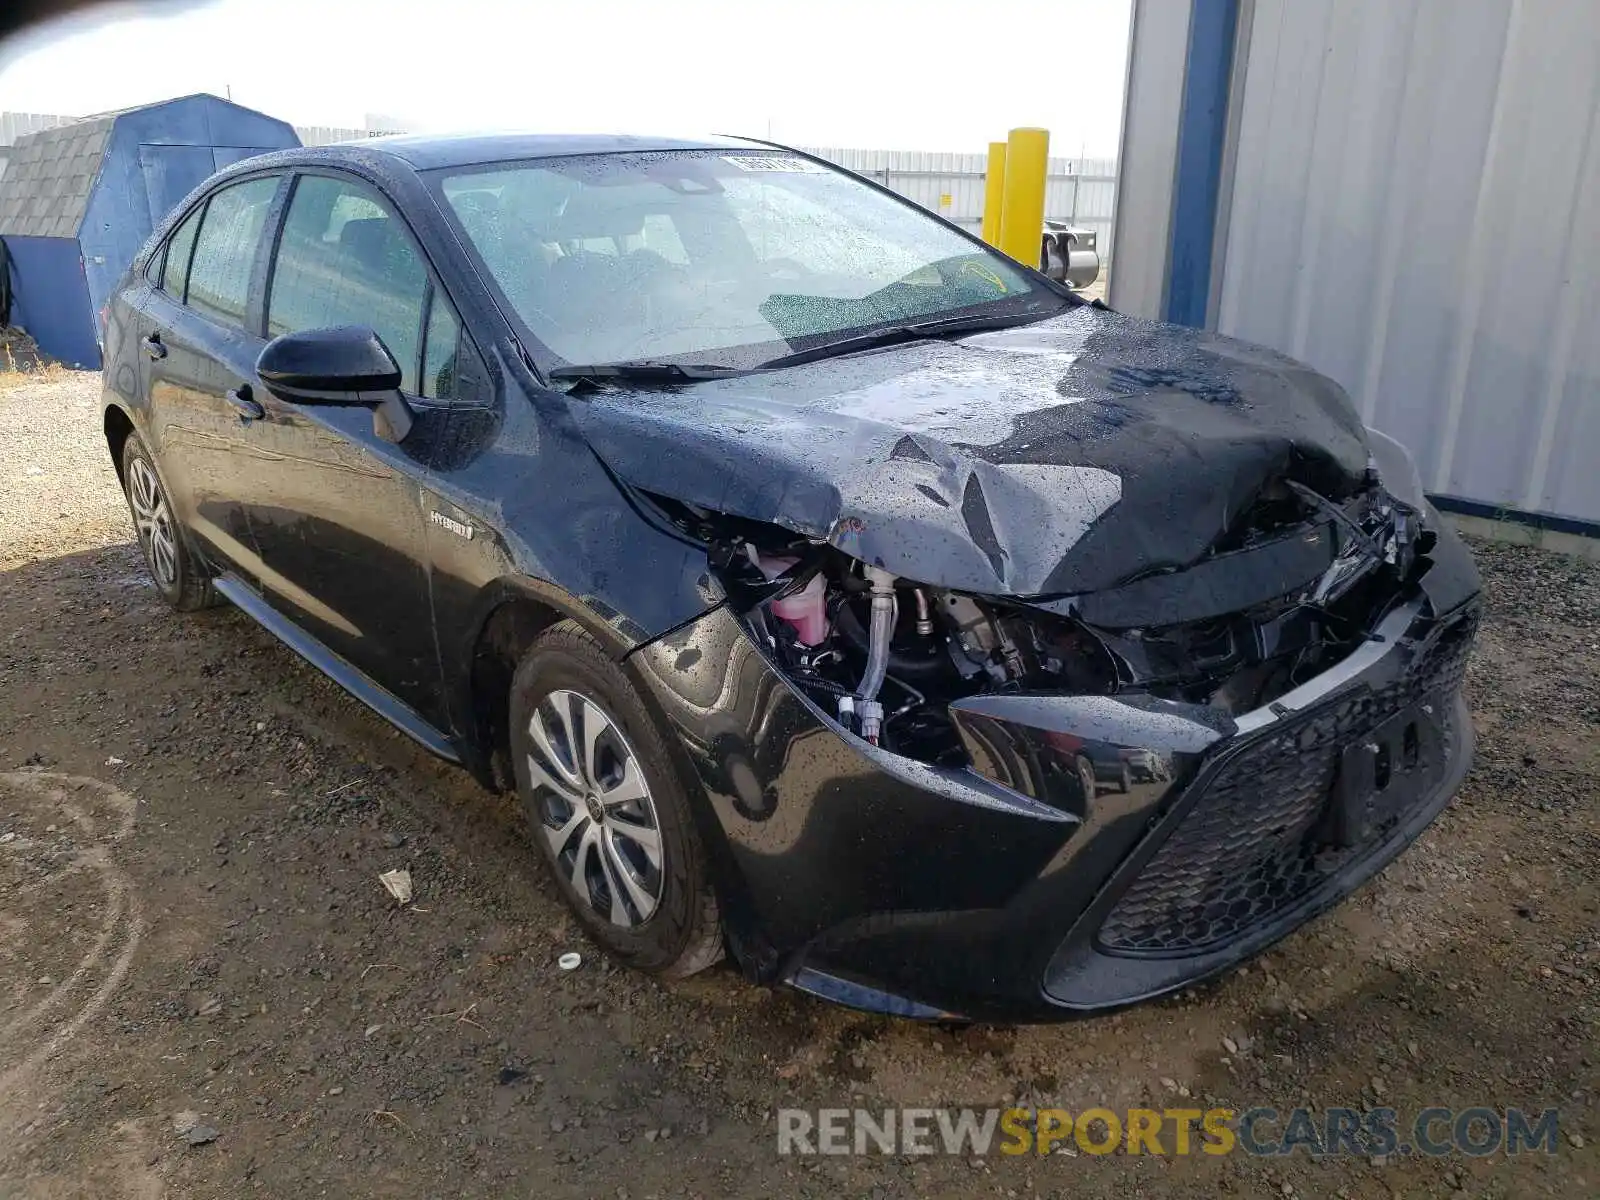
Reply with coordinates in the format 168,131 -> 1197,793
999,127 -> 1049,267
981,141 -> 1007,247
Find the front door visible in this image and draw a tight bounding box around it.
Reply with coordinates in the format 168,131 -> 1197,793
242,170 -> 464,723
137,173 -> 283,583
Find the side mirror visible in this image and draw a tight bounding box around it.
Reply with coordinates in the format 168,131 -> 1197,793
256,326 -> 413,443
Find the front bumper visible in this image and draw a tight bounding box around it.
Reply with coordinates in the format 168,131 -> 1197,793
627,542 -> 1480,1022
1041,603 -> 1475,1010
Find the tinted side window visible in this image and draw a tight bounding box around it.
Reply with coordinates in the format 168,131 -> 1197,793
185,176 -> 278,327
159,205 -> 203,299
420,290 -> 461,400
268,174 -> 431,394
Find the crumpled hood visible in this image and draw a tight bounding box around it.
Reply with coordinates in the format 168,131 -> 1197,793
567,305 -> 1371,596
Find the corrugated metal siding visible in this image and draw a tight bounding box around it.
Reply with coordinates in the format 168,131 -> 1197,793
0,110 -> 78,179
1216,0 -> 1600,526
804,147 -> 1120,259
0,111 -> 77,144
295,116 -> 409,145
296,125 -> 385,146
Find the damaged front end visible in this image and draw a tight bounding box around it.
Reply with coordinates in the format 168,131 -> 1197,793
653,430 -> 1456,773
631,428 -> 1480,1017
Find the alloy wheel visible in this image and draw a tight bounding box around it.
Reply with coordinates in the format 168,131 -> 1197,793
126,457 -> 178,589
526,689 -> 664,927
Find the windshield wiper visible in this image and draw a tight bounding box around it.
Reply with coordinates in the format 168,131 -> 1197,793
548,361 -> 750,386
755,310 -> 1050,371
549,309 -> 1053,385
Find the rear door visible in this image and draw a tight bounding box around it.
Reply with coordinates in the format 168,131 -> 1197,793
137,173 -> 285,581
241,170 -> 464,721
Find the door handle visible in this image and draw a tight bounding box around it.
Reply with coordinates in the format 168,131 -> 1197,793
225,385 -> 265,422
141,333 -> 167,361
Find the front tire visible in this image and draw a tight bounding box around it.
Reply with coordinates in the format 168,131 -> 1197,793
1074,754 -> 1098,802
509,620 -> 722,978
120,434 -> 216,611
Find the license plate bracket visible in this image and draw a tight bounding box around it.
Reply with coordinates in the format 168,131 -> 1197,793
1322,700 -> 1446,848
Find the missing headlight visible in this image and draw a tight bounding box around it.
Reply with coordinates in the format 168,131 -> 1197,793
706,529 -> 1119,764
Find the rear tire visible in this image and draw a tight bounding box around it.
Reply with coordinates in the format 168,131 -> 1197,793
120,434 -> 217,612
510,620 -> 722,978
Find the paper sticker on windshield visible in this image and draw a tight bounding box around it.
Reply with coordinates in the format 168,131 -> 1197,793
722,155 -> 827,173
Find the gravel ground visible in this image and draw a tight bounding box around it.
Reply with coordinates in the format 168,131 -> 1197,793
0,371 -> 1595,1199
1077,267 -> 1109,305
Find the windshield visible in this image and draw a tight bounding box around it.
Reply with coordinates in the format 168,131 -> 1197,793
434,149 -> 1063,370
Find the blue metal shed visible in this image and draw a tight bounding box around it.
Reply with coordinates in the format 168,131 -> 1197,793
0,93 -> 298,369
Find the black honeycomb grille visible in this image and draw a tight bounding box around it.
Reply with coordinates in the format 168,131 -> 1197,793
1097,608 -> 1477,957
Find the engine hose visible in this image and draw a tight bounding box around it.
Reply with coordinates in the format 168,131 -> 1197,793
858,586 -> 894,704
847,570 -> 897,743
833,596 -> 950,680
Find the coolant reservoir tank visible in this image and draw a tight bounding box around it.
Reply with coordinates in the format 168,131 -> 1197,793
757,554 -> 829,646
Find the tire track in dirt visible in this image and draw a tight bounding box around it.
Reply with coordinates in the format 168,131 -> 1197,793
0,772 -> 144,1125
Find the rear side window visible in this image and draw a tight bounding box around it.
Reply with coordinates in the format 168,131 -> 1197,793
185,176 -> 279,327
158,205 -> 203,299
269,174 -> 447,395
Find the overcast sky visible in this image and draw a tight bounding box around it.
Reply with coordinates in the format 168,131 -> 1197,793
0,0 -> 1133,157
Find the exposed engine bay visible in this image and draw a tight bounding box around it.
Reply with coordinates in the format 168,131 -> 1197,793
646,463 -> 1437,770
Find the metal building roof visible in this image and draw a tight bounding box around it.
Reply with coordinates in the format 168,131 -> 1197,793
0,115 -> 114,238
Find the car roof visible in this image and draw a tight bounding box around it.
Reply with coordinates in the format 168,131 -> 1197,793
310,132 -> 765,172
145,132 -> 790,262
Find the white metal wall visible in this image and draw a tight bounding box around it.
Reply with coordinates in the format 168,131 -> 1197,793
295,125 -> 376,146
1107,0 -> 1192,316
805,147 -> 1119,259
1215,0 -> 1600,526
0,111 -> 76,180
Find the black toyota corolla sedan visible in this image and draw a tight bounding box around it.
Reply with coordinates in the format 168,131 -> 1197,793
100,133 -> 1481,1021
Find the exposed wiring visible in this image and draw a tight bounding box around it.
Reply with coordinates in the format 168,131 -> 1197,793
884,674 -> 926,720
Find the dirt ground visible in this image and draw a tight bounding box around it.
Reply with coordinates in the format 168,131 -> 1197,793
0,370 -> 1595,1199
